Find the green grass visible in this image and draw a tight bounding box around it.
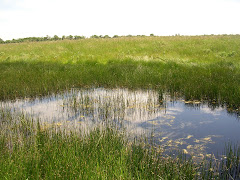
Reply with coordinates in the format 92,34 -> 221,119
1,35 -> 240,179
0,110 -> 195,179
0,110 -> 239,179
0,35 -> 240,109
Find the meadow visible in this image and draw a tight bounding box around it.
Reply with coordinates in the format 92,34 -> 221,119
0,35 -> 240,179
1,35 -> 240,108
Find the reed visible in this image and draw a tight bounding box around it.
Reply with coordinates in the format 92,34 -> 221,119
0,110 -> 239,179
1,35 -> 240,179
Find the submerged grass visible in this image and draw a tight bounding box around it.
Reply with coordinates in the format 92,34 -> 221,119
0,110 -> 195,179
0,110 -> 239,179
0,35 -> 240,109
1,35 -> 240,179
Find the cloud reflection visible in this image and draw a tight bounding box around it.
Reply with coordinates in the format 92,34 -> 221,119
1,88 -> 239,159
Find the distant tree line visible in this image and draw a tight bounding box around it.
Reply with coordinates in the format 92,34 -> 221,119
0,35 -> 86,44
1,34 -> 239,44
0,34 -> 158,44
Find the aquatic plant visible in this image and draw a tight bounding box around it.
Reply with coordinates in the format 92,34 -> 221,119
0,110 -> 239,179
0,35 -> 240,179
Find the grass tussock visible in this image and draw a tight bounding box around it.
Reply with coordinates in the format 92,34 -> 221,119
0,110 -> 240,179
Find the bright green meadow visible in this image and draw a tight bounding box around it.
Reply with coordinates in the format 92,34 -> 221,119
1,35 -> 240,108
0,35 -> 240,179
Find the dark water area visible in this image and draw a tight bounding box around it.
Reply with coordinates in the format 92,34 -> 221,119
1,88 -> 240,160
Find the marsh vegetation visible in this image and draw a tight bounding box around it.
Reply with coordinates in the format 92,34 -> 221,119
0,35 -> 240,179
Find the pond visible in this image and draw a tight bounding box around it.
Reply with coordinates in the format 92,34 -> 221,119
1,88 -> 240,160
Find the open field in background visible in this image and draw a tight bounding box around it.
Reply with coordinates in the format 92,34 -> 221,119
0,35 -> 240,109
1,35 -> 240,179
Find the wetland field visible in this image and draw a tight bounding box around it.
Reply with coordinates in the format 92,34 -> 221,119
0,35 -> 240,179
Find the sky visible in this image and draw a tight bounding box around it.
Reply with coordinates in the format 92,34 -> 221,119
0,0 -> 240,40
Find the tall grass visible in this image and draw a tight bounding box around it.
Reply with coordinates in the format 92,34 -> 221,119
0,35 -> 239,110
0,58 -> 239,109
0,110 -> 195,179
1,35 -> 240,179
0,110 -> 239,179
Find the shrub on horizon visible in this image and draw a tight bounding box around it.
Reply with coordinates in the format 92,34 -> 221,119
103,35 -> 110,38
74,35 -> 85,40
53,35 -> 60,41
0,38 -> 4,43
66,35 -> 73,40
90,35 -> 99,38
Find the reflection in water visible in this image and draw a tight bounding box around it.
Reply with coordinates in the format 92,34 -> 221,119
1,88 -> 240,160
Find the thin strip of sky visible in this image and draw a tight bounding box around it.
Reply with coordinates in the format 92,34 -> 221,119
0,0 -> 239,40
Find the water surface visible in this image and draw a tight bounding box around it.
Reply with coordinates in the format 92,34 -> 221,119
1,88 -> 239,159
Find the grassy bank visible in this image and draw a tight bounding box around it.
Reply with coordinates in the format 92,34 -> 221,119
0,35 -> 240,109
1,110 -> 239,179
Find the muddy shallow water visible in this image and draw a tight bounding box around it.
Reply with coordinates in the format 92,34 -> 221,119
1,88 -> 240,159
